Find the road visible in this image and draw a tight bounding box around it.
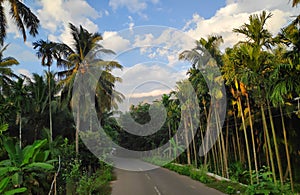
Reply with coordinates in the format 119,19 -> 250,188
110,159 -> 225,195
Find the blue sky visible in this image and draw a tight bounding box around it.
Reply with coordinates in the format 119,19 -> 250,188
2,0 -> 299,106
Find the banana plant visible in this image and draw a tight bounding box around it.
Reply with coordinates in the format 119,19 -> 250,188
0,131 -> 55,194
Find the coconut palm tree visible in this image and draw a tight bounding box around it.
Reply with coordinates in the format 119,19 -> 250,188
57,23 -> 123,154
0,44 -> 19,94
33,39 -> 62,142
0,0 -> 39,45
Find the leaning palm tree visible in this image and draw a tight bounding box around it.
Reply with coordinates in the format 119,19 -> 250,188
58,23 -> 123,154
0,44 -> 19,95
0,0 -> 39,45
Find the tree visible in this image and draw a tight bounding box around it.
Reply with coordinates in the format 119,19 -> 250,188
0,0 -> 39,45
233,11 -> 285,186
0,44 -> 19,95
33,39 -> 61,142
10,77 -> 29,148
57,23 -> 123,154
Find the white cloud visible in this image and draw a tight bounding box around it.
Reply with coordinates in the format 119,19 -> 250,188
109,0 -> 147,12
130,89 -> 171,98
132,28 -> 195,65
101,31 -> 131,53
37,0 -> 100,46
128,16 -> 135,31
183,0 -> 298,49
114,63 -> 186,97
113,63 -> 186,111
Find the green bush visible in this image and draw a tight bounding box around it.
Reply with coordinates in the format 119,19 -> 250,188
246,166 -> 293,195
225,186 -> 236,194
76,164 -> 113,195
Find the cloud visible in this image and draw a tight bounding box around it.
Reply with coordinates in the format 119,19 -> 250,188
101,31 -> 131,53
128,16 -> 135,31
109,0 -> 147,12
183,0 -> 298,49
113,63 -> 186,111
37,0 -> 100,46
113,63 -> 186,97
132,28 -> 195,66
130,89 -> 171,98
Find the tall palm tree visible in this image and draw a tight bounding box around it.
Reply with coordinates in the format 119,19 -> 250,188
33,39 -> 61,142
33,39 -> 58,142
180,35 -> 227,174
57,23 -> 123,154
0,0 -> 40,45
0,44 -> 19,94
233,11 -> 285,186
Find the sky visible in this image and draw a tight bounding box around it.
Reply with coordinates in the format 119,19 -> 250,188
3,0 -> 299,110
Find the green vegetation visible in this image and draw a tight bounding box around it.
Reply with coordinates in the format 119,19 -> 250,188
117,9 -> 300,195
1,1 -> 300,194
0,7 -> 121,193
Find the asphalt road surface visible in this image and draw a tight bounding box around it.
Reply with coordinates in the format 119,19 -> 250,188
111,159 -> 225,195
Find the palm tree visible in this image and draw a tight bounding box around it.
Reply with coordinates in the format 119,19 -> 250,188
57,23 -> 123,154
0,0 -> 40,45
180,35 -> 228,175
233,11 -> 285,186
10,77 -> 29,148
0,44 -> 19,94
33,39 -> 61,142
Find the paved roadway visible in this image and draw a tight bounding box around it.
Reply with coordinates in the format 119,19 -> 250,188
110,158 -> 225,195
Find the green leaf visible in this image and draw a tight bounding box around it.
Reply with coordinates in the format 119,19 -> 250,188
22,139 -> 47,165
11,173 -> 22,186
0,167 -> 19,176
3,139 -> 17,163
4,187 -> 27,195
33,150 -> 49,162
0,178 -> 10,193
0,159 -> 11,166
25,162 -> 54,170
0,124 -> 8,133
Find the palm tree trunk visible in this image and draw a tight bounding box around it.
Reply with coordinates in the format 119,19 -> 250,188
19,112 -> 22,149
76,103 -> 80,155
261,105 -> 276,184
48,66 -> 53,142
246,94 -> 259,183
225,118 -> 229,160
267,100 -> 283,187
232,132 -> 238,161
183,113 -> 191,165
279,105 -> 294,192
168,122 -> 172,158
216,108 -> 228,178
238,97 -> 253,185
233,110 -> 242,162
188,108 -> 197,167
